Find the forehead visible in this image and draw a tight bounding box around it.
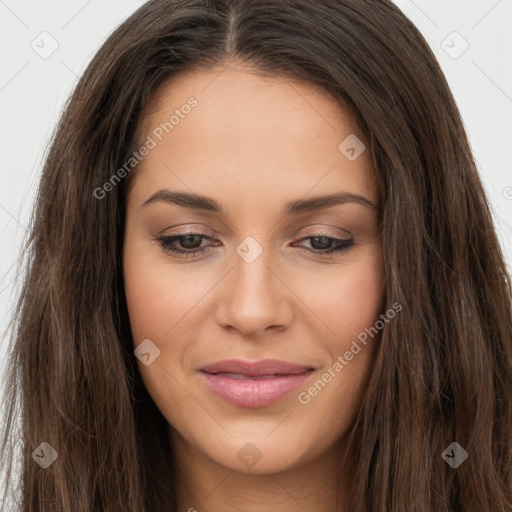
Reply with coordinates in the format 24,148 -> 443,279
131,64 -> 378,206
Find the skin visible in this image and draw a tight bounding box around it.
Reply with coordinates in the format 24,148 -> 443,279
123,61 -> 385,512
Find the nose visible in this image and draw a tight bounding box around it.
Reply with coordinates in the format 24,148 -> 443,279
214,244 -> 294,338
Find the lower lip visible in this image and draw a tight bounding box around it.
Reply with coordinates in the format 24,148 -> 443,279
200,371 -> 314,408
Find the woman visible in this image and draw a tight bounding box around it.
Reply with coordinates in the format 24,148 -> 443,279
1,0 -> 511,510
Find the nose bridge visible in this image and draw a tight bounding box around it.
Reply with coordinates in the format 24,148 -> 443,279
215,236 -> 291,335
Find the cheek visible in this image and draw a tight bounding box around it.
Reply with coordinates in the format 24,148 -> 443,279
124,270 -> 189,341
123,244 -> 199,425
299,254 -> 385,341
122,234 -> 386,462
124,239 -> 386,357
122,236 -> 203,344
294,258 -> 385,436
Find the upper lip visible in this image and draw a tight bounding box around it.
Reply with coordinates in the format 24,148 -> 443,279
200,358 -> 314,377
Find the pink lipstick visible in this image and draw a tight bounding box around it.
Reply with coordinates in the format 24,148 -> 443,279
199,359 -> 315,408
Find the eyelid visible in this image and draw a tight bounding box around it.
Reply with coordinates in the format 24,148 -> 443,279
158,225 -> 351,244
295,223 -> 353,239
155,230 -> 355,258
156,224 -> 220,237
298,228 -> 352,240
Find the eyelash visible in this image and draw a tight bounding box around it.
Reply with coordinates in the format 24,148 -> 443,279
154,232 -> 354,258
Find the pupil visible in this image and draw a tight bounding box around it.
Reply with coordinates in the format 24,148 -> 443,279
181,235 -> 201,249
311,236 -> 330,250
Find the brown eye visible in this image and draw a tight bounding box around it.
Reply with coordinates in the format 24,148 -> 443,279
296,235 -> 355,254
156,234 -> 213,257
155,233 -> 354,259
177,235 -> 204,249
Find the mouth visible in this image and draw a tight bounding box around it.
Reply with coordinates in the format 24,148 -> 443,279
199,359 -> 315,408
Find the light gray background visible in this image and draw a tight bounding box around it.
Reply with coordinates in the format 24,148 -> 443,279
0,0 -> 511,492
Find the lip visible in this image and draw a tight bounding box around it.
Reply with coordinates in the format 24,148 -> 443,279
199,358 -> 315,408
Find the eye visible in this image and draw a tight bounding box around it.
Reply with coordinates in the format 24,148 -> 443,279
154,232 -> 355,258
155,233 -> 214,258
294,234 -> 355,254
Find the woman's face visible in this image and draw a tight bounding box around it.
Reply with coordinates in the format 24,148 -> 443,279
123,64 -> 385,475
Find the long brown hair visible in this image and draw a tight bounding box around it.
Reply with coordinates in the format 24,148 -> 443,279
1,0 -> 511,510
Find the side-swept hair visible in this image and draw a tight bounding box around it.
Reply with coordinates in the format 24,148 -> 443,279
1,0 -> 511,510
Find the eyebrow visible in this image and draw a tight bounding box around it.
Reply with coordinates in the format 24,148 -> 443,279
142,189 -> 379,215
